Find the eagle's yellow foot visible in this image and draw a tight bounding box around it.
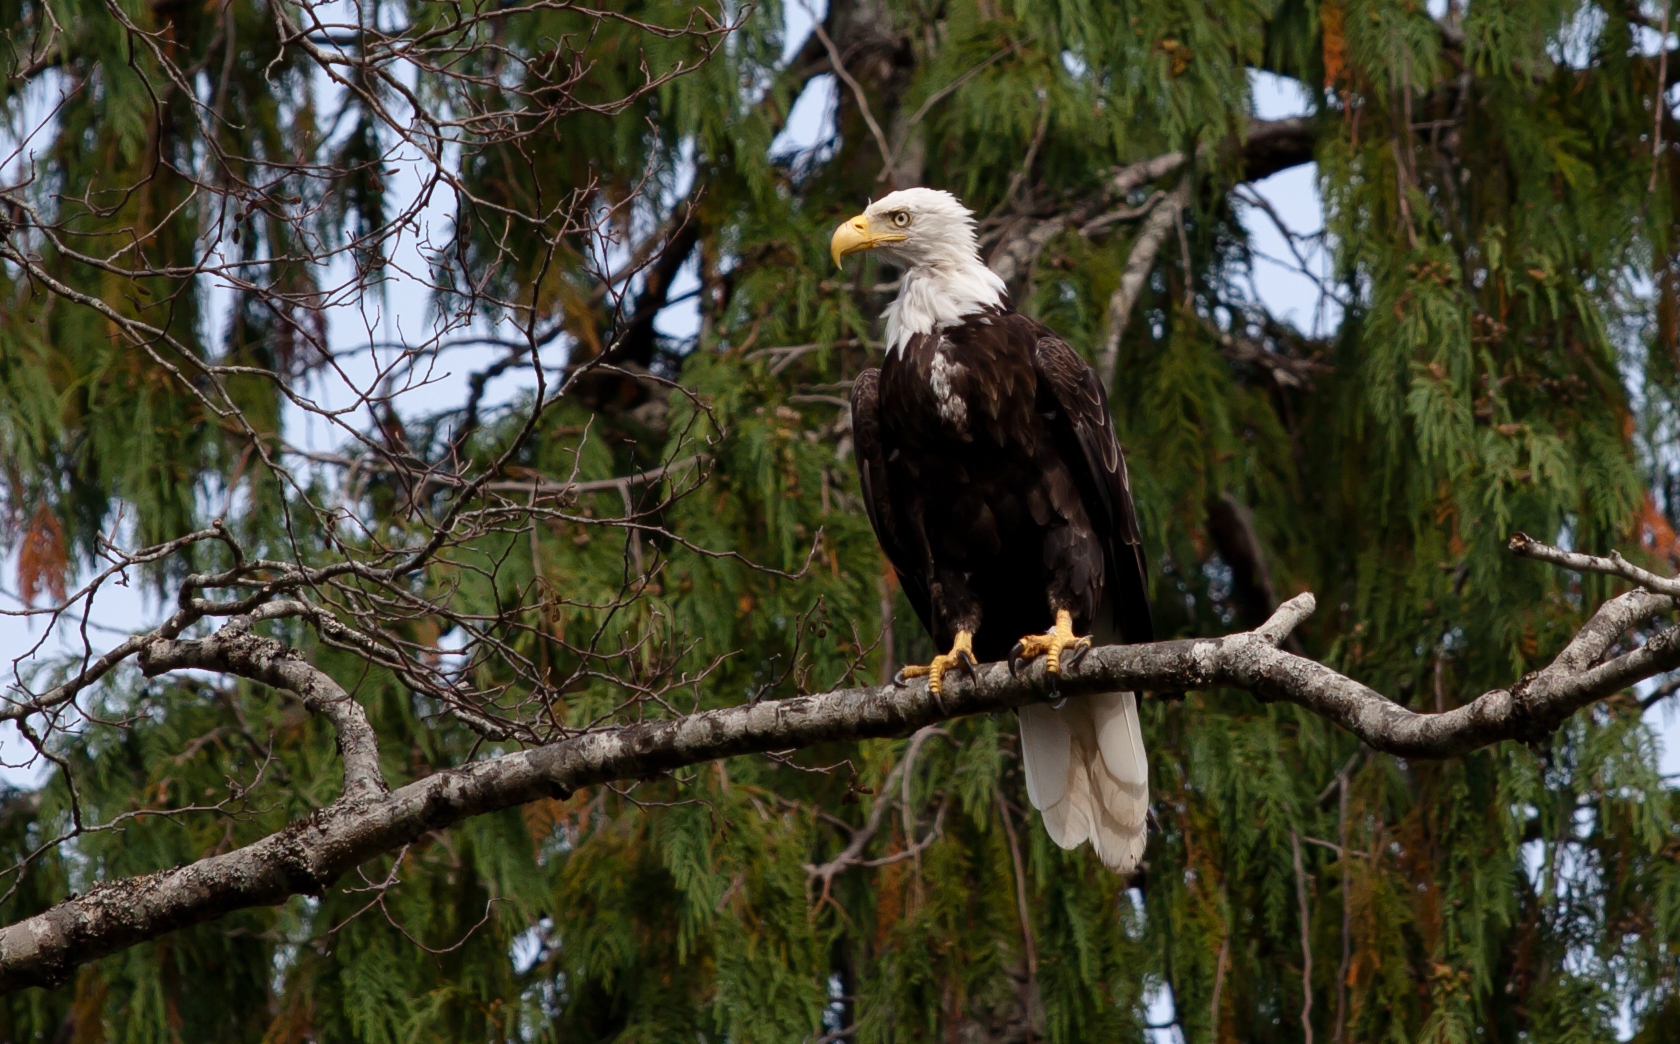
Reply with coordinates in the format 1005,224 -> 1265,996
1009,609 -> 1092,678
894,630 -> 977,695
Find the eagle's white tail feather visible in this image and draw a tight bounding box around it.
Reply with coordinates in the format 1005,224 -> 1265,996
1019,692 -> 1148,873
1017,701 -> 1070,809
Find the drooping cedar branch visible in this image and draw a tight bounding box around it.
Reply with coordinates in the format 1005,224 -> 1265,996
0,535 -> 1675,992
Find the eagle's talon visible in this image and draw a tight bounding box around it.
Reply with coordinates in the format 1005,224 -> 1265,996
1008,641 -> 1027,677
893,667 -> 914,687
895,630 -> 976,696
1062,640 -> 1092,672
1012,609 -> 1090,678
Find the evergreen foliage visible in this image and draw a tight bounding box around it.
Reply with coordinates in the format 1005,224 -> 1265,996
0,0 -> 1676,1040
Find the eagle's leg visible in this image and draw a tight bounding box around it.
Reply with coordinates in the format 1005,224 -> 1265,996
894,630 -> 977,696
1009,608 -> 1092,679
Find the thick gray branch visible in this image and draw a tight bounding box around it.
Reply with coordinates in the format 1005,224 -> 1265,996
1,567 -> 1672,993
138,618 -> 387,802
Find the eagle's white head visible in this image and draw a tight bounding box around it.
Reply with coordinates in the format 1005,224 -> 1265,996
831,188 -> 1007,356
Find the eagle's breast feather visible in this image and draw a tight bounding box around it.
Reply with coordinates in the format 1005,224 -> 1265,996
927,347 -> 969,433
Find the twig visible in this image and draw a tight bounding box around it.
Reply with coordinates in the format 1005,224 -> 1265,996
1655,0 -> 1672,195
807,6 -> 893,172
804,725 -> 944,907
998,88 -> 1051,208
1078,191 -> 1166,236
1291,829 -> 1315,1044
1333,772 -> 1352,1044
744,339 -> 861,376
1640,673 -> 1680,710
1296,835 -> 1367,859
1210,933 -> 1229,1038
483,455 -> 708,498
1316,749 -> 1365,805
881,38 -> 1029,183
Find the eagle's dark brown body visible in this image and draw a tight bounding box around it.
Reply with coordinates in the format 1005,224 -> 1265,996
851,309 -> 1153,661
836,186 -> 1153,871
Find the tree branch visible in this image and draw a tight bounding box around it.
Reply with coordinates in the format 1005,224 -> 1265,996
483,454 -> 707,498
809,11 -> 894,172
138,617 -> 387,802
3,536 -> 1677,993
804,724 -> 939,900
1096,174 -> 1190,388
608,210 -> 704,367
1509,531 -> 1680,598
1291,829 -> 1315,1044
987,116 -> 1314,296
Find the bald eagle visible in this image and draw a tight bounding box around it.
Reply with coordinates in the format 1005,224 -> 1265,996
834,188 -> 1153,873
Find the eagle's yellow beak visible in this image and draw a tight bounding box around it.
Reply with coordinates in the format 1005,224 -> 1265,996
830,213 -> 905,268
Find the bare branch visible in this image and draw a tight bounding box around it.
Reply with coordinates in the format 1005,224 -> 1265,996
1291,829 -> 1315,1044
986,116 -> 1314,293
1508,531 -> 1680,598
805,724 -> 941,899
139,618 -> 387,802
1096,175 -> 1190,389
881,37 -> 1030,184
809,8 -> 894,173
484,455 -> 709,498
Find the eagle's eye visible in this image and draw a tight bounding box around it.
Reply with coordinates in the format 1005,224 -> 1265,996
890,210 -> 911,228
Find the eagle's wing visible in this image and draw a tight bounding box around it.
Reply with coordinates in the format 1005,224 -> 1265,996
1019,326 -> 1153,873
1028,328 -> 1153,644
850,367 -> 934,635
